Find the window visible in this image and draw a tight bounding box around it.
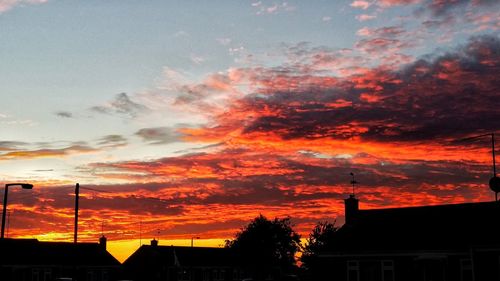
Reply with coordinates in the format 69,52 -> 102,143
233,269 -> 240,281
460,259 -> 473,281
102,270 -> 109,281
347,260 -> 360,281
86,270 -> 94,281
203,269 -> 210,281
43,269 -> 52,281
178,269 -> 191,281
32,269 -> 40,281
213,269 -> 224,281
381,260 -> 394,281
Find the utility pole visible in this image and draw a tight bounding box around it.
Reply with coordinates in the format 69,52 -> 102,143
74,183 -> 79,243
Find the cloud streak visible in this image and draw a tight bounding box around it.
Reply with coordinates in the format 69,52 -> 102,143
0,0 -> 48,14
135,127 -> 183,145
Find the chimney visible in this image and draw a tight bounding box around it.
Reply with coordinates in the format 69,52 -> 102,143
151,238 -> 158,247
99,235 -> 107,250
344,194 -> 359,225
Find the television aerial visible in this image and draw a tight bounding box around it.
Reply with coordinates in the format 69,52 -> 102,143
459,133 -> 499,201
350,172 -> 358,196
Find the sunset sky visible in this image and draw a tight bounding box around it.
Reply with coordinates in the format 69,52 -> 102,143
0,0 -> 499,261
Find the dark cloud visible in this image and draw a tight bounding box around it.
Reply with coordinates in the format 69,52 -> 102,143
135,127 -> 183,145
237,35 -> 499,143
97,135 -> 127,148
91,93 -> 149,118
79,196 -> 184,216
55,111 -> 73,118
416,0 -> 500,17
86,147 -> 491,207
0,141 -> 28,151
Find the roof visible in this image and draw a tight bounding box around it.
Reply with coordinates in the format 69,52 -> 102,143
123,245 -> 240,268
329,201 -> 500,253
0,238 -> 120,266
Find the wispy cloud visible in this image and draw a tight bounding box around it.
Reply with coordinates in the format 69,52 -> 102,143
216,38 -> 232,46
0,141 -> 28,151
0,144 -> 97,160
356,14 -> 377,21
350,1 -> 373,9
251,1 -> 296,15
135,127 -> 183,145
91,93 -> 150,118
97,135 -> 128,148
55,111 -> 73,118
0,0 -> 48,14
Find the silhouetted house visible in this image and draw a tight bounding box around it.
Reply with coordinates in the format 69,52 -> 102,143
0,237 -> 120,281
316,195 -> 500,281
123,240 -> 245,281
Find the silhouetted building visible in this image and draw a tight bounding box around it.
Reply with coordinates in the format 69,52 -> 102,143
316,196 -> 500,281
0,238 -> 120,281
123,240 -> 246,281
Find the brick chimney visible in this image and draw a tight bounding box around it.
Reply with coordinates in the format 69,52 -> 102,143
99,235 -> 107,250
151,238 -> 158,247
344,194 -> 359,225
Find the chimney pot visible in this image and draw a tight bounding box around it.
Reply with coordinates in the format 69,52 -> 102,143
344,194 -> 359,225
99,235 -> 107,250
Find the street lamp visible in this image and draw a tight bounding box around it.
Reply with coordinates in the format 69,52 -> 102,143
191,236 -> 200,247
1,183 -> 33,239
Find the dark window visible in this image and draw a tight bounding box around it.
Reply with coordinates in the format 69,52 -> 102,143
178,269 -> 191,281
32,269 -> 40,281
43,270 -> 51,281
203,269 -> 210,281
460,259 -> 473,281
347,260 -> 360,281
381,260 -> 394,281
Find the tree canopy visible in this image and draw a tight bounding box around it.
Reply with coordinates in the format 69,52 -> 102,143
301,221 -> 338,270
226,215 -> 301,278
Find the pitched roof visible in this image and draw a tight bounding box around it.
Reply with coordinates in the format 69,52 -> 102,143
329,201 -> 500,253
0,238 -> 120,266
124,245 -> 240,267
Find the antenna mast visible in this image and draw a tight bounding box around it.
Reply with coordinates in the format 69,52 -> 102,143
492,133 -> 496,177
74,183 -> 79,243
350,172 -> 358,196
459,133 -> 499,201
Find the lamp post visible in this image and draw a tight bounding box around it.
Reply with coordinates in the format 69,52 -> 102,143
1,183 -> 33,239
191,236 -> 200,247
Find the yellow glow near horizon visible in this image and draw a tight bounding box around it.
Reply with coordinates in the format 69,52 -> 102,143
107,238 -> 228,263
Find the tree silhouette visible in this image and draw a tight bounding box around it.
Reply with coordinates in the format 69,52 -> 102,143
301,221 -> 338,271
226,215 -> 301,280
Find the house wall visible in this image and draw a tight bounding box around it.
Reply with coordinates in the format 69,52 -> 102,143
319,252 -> 500,281
1,265 -> 118,281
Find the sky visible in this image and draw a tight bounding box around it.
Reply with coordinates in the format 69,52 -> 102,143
0,0 -> 499,262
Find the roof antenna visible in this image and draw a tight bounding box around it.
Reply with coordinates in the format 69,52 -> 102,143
459,133 -> 500,201
139,220 -> 142,246
350,172 -> 358,196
